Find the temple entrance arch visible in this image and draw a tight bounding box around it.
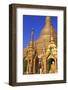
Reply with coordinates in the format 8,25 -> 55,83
46,58 -> 55,73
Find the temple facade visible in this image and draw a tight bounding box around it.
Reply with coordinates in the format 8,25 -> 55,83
23,16 -> 57,74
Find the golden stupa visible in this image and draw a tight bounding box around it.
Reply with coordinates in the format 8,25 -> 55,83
23,16 -> 57,74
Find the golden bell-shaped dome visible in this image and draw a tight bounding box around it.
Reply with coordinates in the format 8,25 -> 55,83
40,16 -> 57,46
41,16 -> 56,36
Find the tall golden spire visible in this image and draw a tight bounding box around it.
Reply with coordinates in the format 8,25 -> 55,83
31,28 -> 34,49
41,16 -> 52,36
45,16 -> 54,42
31,28 -> 34,41
45,16 -> 52,27
39,16 -> 57,48
29,28 -> 34,48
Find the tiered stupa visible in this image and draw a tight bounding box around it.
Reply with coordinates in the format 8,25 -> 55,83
36,16 -> 57,55
23,16 -> 57,74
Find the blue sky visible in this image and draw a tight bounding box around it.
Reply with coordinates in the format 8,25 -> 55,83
23,15 -> 57,48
